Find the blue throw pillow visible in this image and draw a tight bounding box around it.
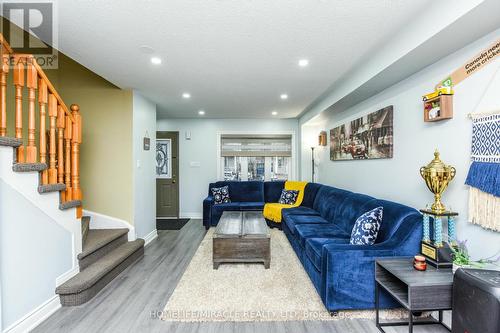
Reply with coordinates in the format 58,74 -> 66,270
349,207 -> 383,245
211,186 -> 231,204
279,189 -> 299,205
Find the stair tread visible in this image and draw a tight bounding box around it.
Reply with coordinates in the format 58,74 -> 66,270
78,228 -> 129,260
59,200 -> 82,210
12,163 -> 47,172
38,183 -> 66,193
56,239 -> 145,294
0,137 -> 22,147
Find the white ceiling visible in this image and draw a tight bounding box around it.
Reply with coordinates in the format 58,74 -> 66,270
54,0 -> 433,119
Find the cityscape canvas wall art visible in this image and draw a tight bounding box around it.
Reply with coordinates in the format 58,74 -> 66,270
330,105 -> 393,161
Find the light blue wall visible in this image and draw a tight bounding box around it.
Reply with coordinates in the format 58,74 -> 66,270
133,92 -> 157,238
0,179 -> 72,330
300,29 -> 500,259
157,118 -> 299,217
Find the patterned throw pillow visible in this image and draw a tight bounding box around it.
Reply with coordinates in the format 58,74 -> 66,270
278,189 -> 299,205
350,207 -> 383,245
211,186 -> 231,204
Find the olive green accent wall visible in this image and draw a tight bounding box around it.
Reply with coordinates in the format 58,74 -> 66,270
1,18 -> 134,223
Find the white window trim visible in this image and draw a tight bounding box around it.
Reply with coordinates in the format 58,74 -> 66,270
216,130 -> 297,181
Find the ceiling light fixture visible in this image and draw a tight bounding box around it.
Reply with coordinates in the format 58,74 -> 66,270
151,57 -> 162,65
298,59 -> 309,67
280,94 -> 288,100
271,111 -> 278,116
182,92 -> 191,99
198,110 -> 205,115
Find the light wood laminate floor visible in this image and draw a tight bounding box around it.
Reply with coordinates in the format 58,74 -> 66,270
34,220 -> 449,333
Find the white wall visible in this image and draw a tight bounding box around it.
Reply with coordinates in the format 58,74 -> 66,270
0,179 -> 72,331
156,118 -> 299,218
132,92 -> 157,238
301,29 -> 500,259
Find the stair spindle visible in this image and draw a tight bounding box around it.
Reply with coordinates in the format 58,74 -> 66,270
26,57 -> 38,163
13,55 -> 25,163
64,115 -> 73,201
39,79 -> 49,184
0,54 -> 8,137
48,94 -> 58,183
71,104 -> 82,218
57,105 -> 65,192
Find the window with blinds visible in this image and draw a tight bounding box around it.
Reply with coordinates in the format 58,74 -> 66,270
220,134 -> 293,181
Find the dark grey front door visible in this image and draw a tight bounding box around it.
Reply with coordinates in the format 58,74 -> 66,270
156,132 -> 179,218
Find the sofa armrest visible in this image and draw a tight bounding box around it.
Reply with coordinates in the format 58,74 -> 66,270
319,215 -> 422,311
203,196 -> 214,229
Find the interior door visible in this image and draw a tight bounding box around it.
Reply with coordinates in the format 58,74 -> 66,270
156,132 -> 179,218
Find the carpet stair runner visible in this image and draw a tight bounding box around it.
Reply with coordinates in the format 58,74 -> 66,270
56,217 -> 145,306
1,138 -> 145,306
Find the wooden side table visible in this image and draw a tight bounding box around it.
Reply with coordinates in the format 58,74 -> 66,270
375,258 -> 453,333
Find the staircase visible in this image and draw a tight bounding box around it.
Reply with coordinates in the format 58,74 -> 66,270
0,34 -> 144,306
56,216 -> 145,306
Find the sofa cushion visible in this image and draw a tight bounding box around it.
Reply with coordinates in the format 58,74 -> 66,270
264,181 -> 285,202
284,214 -> 330,236
375,200 -> 420,243
301,182 -> 322,208
279,189 -> 299,204
296,223 -> 350,247
333,193 -> 379,233
313,186 -> 352,222
211,185 -> 231,204
305,237 -> 349,271
239,202 -> 265,211
210,203 -> 240,226
349,207 -> 383,245
209,181 -> 264,202
282,207 -> 320,220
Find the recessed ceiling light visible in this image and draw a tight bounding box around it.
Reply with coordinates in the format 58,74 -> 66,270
271,111 -> 278,116
198,110 -> 205,115
182,93 -> 191,99
151,57 -> 162,65
298,59 -> 309,67
280,94 -> 288,100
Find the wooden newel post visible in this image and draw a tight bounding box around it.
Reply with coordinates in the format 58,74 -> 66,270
71,104 -> 82,218
13,55 -> 25,162
64,115 -> 73,201
0,54 -> 9,137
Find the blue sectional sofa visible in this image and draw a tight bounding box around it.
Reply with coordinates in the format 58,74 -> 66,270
203,181 -> 422,311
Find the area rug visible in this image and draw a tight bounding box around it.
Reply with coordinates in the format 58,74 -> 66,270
162,229 -> 407,322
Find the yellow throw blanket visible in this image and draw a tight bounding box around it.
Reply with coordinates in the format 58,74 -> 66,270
263,181 -> 307,223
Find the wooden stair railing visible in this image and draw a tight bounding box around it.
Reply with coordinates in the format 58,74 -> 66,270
0,34 -> 83,218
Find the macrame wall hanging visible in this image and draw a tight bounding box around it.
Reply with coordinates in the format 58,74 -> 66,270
465,62 -> 500,231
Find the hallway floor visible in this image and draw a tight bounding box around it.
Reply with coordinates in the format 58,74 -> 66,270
34,220 -> 449,333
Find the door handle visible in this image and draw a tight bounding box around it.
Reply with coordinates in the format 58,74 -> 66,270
172,179 -> 176,184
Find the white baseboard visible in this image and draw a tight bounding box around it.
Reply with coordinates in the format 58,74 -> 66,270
179,212 -> 202,219
143,229 -> 158,246
2,295 -> 60,333
55,266 -> 80,287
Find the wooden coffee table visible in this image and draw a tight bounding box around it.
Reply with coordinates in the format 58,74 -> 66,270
213,211 -> 270,269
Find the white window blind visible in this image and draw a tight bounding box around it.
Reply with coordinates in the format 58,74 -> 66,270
221,135 -> 292,157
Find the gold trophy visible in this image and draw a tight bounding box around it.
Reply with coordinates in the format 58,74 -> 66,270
419,150 -> 457,268
419,150 -> 456,213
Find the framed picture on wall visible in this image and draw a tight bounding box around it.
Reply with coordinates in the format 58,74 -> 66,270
330,105 -> 393,161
